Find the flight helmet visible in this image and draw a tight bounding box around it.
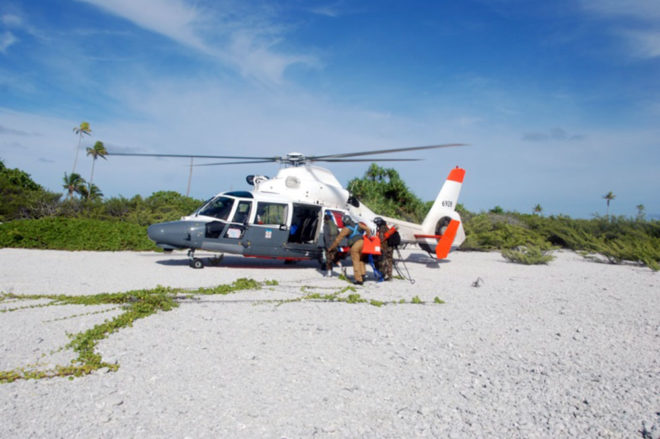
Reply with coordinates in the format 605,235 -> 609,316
342,214 -> 355,227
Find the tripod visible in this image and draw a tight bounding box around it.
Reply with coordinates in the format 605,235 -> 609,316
393,247 -> 415,284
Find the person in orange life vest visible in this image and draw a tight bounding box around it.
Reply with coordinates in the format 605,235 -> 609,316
327,214 -> 371,285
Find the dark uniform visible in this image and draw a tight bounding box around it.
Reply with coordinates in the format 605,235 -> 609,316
323,212 -> 340,273
374,217 -> 394,280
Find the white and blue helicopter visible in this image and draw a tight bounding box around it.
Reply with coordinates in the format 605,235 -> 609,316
107,144 -> 466,268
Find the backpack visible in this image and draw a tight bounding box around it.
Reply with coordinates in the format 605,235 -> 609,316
386,229 -> 401,247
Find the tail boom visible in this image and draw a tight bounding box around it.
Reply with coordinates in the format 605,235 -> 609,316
416,167 -> 466,258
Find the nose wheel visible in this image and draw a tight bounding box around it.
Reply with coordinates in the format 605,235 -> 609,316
188,249 -> 204,269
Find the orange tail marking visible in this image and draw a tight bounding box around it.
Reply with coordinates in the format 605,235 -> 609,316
435,219 -> 460,259
447,167 -> 466,183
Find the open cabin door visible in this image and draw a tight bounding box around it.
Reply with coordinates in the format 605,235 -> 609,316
288,203 -> 322,244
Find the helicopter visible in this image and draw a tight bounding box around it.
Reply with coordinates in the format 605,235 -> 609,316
106,144 -> 466,269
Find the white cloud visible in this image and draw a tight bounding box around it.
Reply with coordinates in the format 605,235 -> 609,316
77,0 -> 317,83
2,14 -> 23,27
225,30 -> 316,85
580,0 -> 660,21
622,29 -> 660,58
80,0 -> 207,49
580,0 -> 660,59
0,31 -> 17,52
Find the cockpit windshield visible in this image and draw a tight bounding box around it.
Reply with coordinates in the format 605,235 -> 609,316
197,196 -> 234,220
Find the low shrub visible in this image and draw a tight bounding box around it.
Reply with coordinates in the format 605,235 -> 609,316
501,245 -> 555,265
464,211 -> 659,270
0,218 -> 156,251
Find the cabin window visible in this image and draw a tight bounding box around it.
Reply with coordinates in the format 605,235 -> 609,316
198,196 -> 234,220
255,202 -> 288,225
231,200 -> 252,224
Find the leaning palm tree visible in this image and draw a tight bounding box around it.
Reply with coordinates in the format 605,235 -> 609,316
86,140 -> 107,184
603,191 -> 615,218
85,183 -> 104,201
533,204 -> 543,215
62,172 -> 87,199
72,121 -> 91,174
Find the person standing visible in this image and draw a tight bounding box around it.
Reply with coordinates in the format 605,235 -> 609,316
322,211 -> 341,275
374,217 -> 394,281
328,215 -> 371,285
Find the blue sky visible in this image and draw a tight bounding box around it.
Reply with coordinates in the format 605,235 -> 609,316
1,0 -> 658,218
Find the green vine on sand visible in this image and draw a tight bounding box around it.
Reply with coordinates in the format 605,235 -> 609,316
275,285 -> 439,308
0,278 -> 443,384
0,279 -> 262,383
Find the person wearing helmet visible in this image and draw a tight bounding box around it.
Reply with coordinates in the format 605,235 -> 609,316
328,214 -> 371,284
374,217 -> 394,281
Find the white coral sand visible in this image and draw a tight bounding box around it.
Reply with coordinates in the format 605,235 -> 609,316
0,248 -> 658,438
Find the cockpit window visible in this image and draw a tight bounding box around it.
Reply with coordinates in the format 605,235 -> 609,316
198,196 -> 234,220
231,200 -> 252,224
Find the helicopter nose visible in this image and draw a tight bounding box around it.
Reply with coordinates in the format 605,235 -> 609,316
148,221 -> 192,249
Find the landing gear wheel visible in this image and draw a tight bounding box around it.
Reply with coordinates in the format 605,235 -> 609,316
191,258 -> 204,269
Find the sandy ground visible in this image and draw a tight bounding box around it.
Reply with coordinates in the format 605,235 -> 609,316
0,247 -> 658,438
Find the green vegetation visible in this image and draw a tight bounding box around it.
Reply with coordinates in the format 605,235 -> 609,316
0,217 -> 156,250
348,164 -> 430,223
0,278 -> 264,383
501,245 -> 555,265
0,160 -> 62,220
85,140 -> 108,185
1,160 -> 202,223
603,191 -> 615,218
1,160 -> 658,270
71,121 -> 92,176
462,211 -> 659,270
411,295 -> 423,304
1,280 -> 444,383
1,160 -> 202,250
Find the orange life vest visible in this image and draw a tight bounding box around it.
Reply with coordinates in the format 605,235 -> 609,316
361,235 -> 382,255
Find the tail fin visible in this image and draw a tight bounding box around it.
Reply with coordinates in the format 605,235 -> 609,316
415,167 -> 466,258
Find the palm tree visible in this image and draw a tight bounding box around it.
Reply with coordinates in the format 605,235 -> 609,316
533,204 -> 543,215
62,173 -> 87,199
636,204 -> 646,221
85,183 -> 104,201
86,140 -> 107,184
603,191 -> 615,218
72,121 -> 91,174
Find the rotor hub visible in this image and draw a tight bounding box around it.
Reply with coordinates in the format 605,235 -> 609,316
284,152 -> 306,166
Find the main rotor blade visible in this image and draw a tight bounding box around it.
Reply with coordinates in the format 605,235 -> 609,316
310,143 -> 465,161
192,159 -> 279,167
107,152 -> 280,161
316,158 -> 422,162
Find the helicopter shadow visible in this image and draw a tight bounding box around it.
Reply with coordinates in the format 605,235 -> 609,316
397,252 -> 452,269
155,254 -> 319,270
